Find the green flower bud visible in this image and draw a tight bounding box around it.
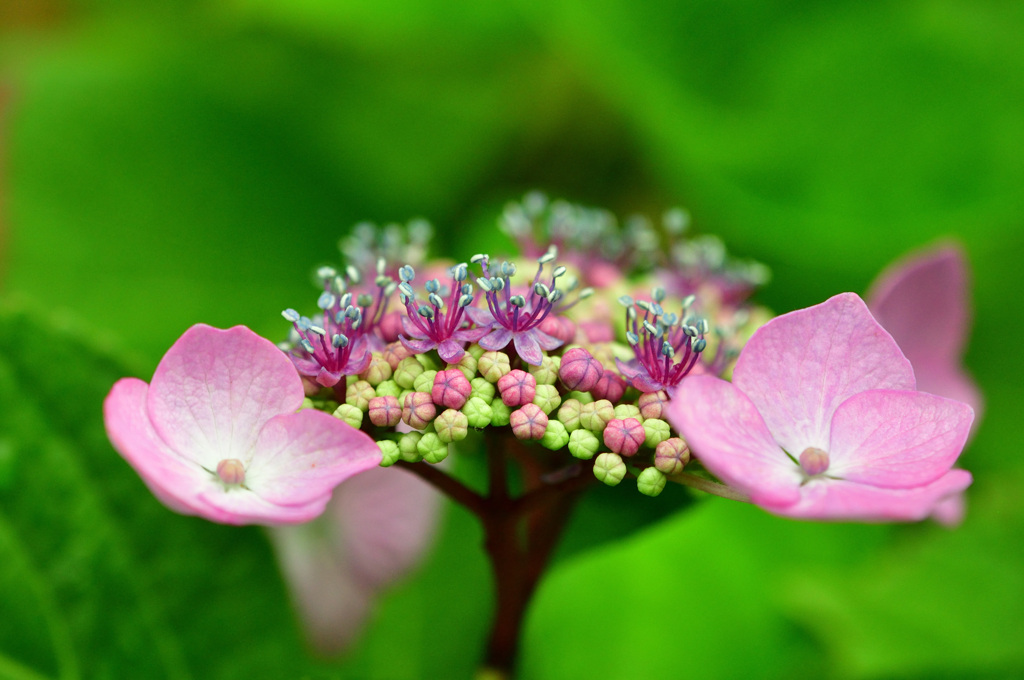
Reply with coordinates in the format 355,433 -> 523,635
540,419 -> 570,450
593,452 -> 626,486
332,403 -> 363,429
435,408 -> 470,443
478,351 -> 511,383
637,467 -> 667,497
467,343 -> 486,360
654,437 -> 690,475
566,390 -> 594,405
449,353 -> 478,381
345,380 -> 376,411
378,440 -> 400,467
529,355 -> 560,385
359,352 -> 393,386
532,384 -> 561,414
413,369 -> 439,394
415,352 -> 440,371
417,432 -> 449,463
375,379 -> 403,399
579,399 -> 614,432
394,356 -> 425,389
642,418 -> 672,448
470,376 -> 496,402
462,396 -> 493,429
557,398 -> 583,432
300,397 -> 315,411
398,431 -> 424,462
613,404 -> 642,421
489,397 -> 512,426
568,428 -> 600,460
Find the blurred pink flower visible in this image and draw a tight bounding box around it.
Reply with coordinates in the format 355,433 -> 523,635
104,324 -> 380,525
867,244 -> 983,421
668,293 -> 974,521
271,465 -> 442,653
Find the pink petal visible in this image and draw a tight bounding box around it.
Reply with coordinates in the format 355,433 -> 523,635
147,325 -> 304,469
436,339 -> 465,363
668,376 -> 803,507
827,389 -> 973,488
464,306 -> 496,326
479,327 -> 513,351
400,314 -> 428,338
771,469 -> 973,522
104,378 -> 221,518
514,332 -> 544,366
270,466 -> 442,653
454,326 -> 491,343
533,329 -> 564,351
733,293 -> 915,455
247,409 -> 381,507
867,245 -> 983,418
399,335 -> 439,354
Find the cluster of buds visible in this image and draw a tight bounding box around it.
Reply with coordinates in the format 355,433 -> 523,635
281,195 -> 770,497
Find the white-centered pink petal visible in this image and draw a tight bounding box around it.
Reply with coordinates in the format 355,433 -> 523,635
827,389 -> 973,488
733,293 -> 915,454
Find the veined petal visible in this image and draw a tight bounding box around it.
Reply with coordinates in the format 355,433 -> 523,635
827,389 -> 973,488
400,335 -> 440,354
514,332 -> 544,366
246,409 -> 381,508
533,329 -> 564,351
147,325 -> 304,469
464,306 -> 496,326
668,375 -> 803,507
733,293 -> 915,454
772,469 -> 973,522
436,339 -> 465,363
400,314 -> 429,339
453,326 -> 491,343
479,327 -> 513,351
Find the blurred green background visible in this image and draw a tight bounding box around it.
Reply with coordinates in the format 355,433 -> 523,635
1,0 -> 1022,678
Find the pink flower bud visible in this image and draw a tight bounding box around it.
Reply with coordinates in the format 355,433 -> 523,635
654,437 -> 690,475
539,315 -> 577,343
402,391 -> 436,430
497,369 -> 537,407
367,395 -> 402,427
602,417 -> 645,457
432,369 -> 473,410
638,390 -> 669,420
590,371 -> 627,402
382,342 -> 415,370
377,311 -> 403,343
510,403 -> 548,441
559,347 -> 604,392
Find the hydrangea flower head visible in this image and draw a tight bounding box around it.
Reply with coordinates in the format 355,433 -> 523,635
104,324 -> 381,525
667,293 -> 974,521
396,262 -> 490,363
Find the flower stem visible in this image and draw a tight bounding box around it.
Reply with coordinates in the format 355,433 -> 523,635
667,471 -> 751,502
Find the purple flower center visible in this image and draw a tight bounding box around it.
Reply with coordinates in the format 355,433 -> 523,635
622,292 -> 707,389
397,263 -> 475,344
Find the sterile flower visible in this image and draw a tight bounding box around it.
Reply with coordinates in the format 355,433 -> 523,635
104,324 -> 381,525
667,293 -> 974,522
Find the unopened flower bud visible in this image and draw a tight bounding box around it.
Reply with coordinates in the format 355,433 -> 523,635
375,379 -> 402,399
376,311 -> 403,343
478,351 -> 511,382
382,342 -> 414,370
359,352 -> 393,386
449,354 -> 477,381
489,397 -> 512,426
566,390 -> 594,405
637,467 -> 667,497
402,391 -> 437,430
602,417 -> 645,456
367,395 -> 402,427
541,419 -> 570,450
378,440 -> 400,467
413,369 -> 439,394
654,437 -> 690,475
579,399 -> 615,432
417,432 -> 449,464
529,355 -> 560,386
432,369 -> 473,410
435,409 -> 470,443
467,343 -> 486,360
332,403 -> 363,429
470,377 -> 496,402
462,396 -> 493,428
532,384 -> 561,414
593,452 -> 626,486
637,390 -> 668,420
557,398 -> 583,431
216,459 -> 246,485
415,353 -> 440,371
559,347 -> 604,392
394,356 -> 425,389
568,429 -> 600,460
642,418 -> 671,448
590,371 -> 627,402
498,369 -> 537,407
345,380 -> 376,411
800,446 -> 830,476
613,404 -> 642,420
510,403 -> 548,441
398,431 -> 423,462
